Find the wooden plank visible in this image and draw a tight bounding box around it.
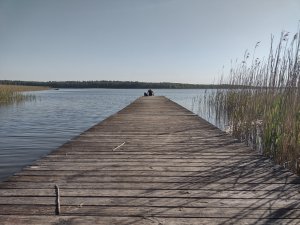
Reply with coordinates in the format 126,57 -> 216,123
23,165 -> 279,172
14,169 -> 292,177
0,188 -> 299,199
35,156 -> 263,162
45,153 -> 260,158
1,181 -> 299,191
0,216 -> 299,225
31,161 -> 274,167
6,175 -> 300,184
1,205 -> 300,218
0,196 -> 299,209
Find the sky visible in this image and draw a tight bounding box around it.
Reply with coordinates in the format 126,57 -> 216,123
0,0 -> 299,84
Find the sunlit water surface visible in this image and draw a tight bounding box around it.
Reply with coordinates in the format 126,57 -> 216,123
0,89 -> 211,181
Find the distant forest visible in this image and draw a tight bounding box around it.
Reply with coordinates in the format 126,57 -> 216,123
0,80 -> 236,89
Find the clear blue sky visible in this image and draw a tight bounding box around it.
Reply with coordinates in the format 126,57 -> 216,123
0,0 -> 299,84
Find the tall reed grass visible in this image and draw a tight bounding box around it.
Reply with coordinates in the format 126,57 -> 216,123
206,27 -> 300,174
0,85 -> 48,105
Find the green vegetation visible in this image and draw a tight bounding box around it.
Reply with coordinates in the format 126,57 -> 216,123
206,28 -> 300,174
0,85 -> 48,105
0,80 -> 241,89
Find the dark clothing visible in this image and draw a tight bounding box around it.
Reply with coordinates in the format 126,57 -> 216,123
144,92 -> 148,96
148,89 -> 154,96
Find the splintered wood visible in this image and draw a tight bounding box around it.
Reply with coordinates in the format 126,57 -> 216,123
1,96 -> 300,225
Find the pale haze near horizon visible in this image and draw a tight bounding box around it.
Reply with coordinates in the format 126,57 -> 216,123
0,0 -> 299,84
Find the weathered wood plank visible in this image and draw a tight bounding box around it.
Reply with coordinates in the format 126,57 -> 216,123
0,215 -> 299,225
0,188 -> 299,199
14,169 -> 292,178
0,196 -> 299,209
1,205 -> 300,219
23,165 -> 280,172
1,181 -> 299,191
6,175 -> 300,184
30,161 -> 275,168
34,157 -> 263,163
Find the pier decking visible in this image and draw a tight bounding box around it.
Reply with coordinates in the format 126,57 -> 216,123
1,96 -> 300,224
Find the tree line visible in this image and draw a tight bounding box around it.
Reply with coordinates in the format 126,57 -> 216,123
0,80 -> 239,89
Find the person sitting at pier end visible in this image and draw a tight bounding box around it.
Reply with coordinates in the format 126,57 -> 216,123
144,92 -> 148,96
147,89 -> 154,96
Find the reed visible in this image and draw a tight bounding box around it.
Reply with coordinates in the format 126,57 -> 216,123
205,27 -> 300,174
0,84 -> 48,105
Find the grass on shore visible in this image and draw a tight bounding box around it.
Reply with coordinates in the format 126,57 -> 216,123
0,84 -> 48,105
205,26 -> 300,174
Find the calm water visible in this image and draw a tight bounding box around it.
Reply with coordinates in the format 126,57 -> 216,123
0,89 -> 210,181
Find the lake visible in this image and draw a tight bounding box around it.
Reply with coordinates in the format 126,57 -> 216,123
0,89 -> 214,181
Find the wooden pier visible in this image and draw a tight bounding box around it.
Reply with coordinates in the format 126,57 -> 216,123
1,96 -> 300,224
